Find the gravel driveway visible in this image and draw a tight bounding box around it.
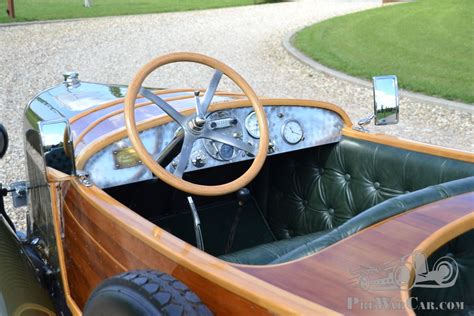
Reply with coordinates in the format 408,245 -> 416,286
0,0 -> 472,229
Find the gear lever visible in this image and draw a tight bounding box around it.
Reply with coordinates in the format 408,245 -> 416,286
224,188 -> 250,254
236,188 -> 251,206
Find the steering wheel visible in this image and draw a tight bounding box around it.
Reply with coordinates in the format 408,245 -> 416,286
124,52 -> 269,196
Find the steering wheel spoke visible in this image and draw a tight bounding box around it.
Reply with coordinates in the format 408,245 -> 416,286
173,134 -> 196,178
140,88 -> 186,126
198,69 -> 223,115
203,131 -> 256,156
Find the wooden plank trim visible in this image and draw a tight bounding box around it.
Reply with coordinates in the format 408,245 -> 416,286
73,92 -> 245,147
69,88 -> 245,124
48,181 -> 82,316
343,127 -> 474,163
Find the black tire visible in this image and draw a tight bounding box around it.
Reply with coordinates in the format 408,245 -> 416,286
0,124 -> 8,159
84,270 -> 213,316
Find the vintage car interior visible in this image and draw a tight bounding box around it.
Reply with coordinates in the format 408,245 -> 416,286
15,52 -> 472,314
63,54 -> 474,265
102,134 -> 474,265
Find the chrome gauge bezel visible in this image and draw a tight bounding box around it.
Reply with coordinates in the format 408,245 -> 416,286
244,111 -> 260,139
281,119 -> 304,145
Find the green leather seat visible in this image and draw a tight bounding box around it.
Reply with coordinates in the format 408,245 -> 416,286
219,230 -> 329,265
220,137 -> 474,265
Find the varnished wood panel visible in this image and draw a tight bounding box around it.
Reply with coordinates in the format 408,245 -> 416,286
63,186 -> 269,315
61,179 -> 332,315
63,203 -> 125,307
343,128 -> 474,163
237,193 -> 474,315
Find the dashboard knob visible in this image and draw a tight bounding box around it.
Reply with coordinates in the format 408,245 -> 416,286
191,151 -> 207,168
268,140 -> 276,154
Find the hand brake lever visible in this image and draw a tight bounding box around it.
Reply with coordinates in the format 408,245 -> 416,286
187,196 -> 204,251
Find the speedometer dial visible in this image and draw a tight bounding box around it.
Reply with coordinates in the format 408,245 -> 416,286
245,111 -> 260,139
282,120 -> 303,144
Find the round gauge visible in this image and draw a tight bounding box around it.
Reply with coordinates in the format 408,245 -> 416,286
245,111 -> 260,139
219,144 -> 234,160
281,120 -> 304,144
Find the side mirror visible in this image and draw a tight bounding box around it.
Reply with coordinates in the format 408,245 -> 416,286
373,75 -> 399,125
0,124 -> 8,159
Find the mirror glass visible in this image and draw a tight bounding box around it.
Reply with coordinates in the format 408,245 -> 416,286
373,75 -> 399,125
39,119 -> 76,175
0,124 -> 8,159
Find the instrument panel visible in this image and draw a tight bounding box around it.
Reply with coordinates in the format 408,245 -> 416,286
85,105 -> 344,188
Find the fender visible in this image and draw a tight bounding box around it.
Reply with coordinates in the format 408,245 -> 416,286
0,215 -> 56,316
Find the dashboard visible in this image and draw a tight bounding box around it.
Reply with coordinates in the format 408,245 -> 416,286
84,105 -> 344,188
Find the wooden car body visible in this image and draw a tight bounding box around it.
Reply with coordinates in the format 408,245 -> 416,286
1,58 -> 472,315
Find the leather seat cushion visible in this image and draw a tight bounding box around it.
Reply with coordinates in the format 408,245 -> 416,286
264,137 -> 474,239
219,230 -> 330,265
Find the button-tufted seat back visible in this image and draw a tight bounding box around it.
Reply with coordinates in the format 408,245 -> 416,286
265,137 -> 474,240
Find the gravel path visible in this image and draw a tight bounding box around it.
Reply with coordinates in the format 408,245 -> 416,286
0,0 -> 472,230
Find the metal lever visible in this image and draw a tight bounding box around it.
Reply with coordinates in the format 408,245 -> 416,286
224,188 -> 250,254
187,196 -> 204,251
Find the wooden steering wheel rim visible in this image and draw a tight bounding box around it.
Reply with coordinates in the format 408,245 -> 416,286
124,52 -> 269,196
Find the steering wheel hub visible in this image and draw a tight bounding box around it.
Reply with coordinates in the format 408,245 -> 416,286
188,116 -> 206,133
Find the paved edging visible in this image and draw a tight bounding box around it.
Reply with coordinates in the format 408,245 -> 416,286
0,17 -> 93,28
282,29 -> 473,114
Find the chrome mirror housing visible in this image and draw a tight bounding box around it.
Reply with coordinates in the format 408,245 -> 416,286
0,124 -> 8,159
373,75 -> 399,125
39,119 -> 76,175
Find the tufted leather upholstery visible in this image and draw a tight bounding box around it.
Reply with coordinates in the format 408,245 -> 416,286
265,137 -> 474,239
220,137 -> 474,265
272,176 -> 474,264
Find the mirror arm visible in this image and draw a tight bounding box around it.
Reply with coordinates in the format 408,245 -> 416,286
353,114 -> 375,132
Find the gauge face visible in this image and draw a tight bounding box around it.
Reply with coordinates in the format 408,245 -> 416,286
282,120 -> 303,144
245,112 -> 260,139
219,144 -> 234,160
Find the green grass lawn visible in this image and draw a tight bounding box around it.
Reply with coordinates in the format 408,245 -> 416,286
0,0 -> 274,23
294,0 -> 474,104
